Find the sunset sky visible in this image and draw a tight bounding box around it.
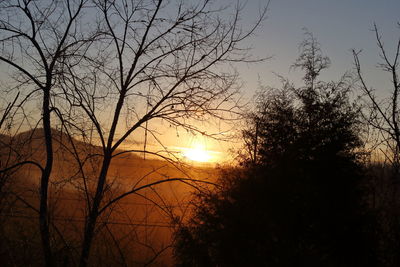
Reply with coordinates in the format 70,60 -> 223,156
2,2 -> 397,264
156,0 -> 400,163
2,0 -> 400,164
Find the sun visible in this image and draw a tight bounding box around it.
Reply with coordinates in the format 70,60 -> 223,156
183,143 -> 212,162
184,148 -> 212,162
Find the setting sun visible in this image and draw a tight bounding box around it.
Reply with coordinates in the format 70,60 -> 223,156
169,140 -> 222,163
175,140 -> 220,163
184,147 -> 212,162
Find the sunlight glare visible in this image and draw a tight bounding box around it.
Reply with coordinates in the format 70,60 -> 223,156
183,144 -> 212,162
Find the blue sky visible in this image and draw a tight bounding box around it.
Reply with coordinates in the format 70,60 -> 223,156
235,0 -> 400,96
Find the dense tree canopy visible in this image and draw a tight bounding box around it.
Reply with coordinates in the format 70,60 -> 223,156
174,33 -> 376,267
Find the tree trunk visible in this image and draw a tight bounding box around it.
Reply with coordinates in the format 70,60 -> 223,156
40,88 -> 54,266
79,154 -> 112,267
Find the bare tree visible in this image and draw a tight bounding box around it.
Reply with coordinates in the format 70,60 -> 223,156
72,1 -> 267,265
0,0 -> 268,266
0,0 -> 100,265
353,23 -> 400,171
353,23 -> 400,267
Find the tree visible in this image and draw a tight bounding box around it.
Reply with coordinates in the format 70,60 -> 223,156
353,23 -> 400,171
0,1 -> 93,265
353,23 -> 400,267
174,32 -> 376,267
0,0 -> 268,266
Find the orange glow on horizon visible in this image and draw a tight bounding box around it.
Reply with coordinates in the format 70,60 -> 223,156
173,141 -> 221,163
184,147 -> 213,162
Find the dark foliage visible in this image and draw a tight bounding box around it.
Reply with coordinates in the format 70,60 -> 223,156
174,33 -> 377,267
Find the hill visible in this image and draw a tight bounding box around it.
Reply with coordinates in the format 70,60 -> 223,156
0,128 -> 218,266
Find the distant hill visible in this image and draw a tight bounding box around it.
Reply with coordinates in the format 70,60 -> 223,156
0,127 -> 217,186
0,127 -> 219,266
0,127 -> 148,162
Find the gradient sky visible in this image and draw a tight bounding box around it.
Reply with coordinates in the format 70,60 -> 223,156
236,0 -> 400,95
153,0 -> 400,162
2,1 -> 399,163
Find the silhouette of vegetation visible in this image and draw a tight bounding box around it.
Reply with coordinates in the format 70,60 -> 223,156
174,32 -> 377,267
353,24 -> 400,267
0,0 -> 267,266
1,1 -> 398,265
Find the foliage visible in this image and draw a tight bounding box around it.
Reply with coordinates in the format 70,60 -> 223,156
174,33 -> 376,267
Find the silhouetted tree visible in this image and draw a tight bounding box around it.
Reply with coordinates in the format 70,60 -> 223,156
174,32 -> 376,267
0,0 -> 267,266
353,24 -> 400,171
353,23 -> 400,267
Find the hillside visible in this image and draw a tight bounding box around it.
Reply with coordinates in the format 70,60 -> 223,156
0,128 -> 218,266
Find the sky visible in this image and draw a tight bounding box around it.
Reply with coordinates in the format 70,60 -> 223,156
1,0 -> 400,164
162,0 -> 400,162
147,0 -> 400,163
236,0 -> 400,94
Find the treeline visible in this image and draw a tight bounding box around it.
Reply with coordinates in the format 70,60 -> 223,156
173,31 -> 400,267
0,0 -> 399,265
